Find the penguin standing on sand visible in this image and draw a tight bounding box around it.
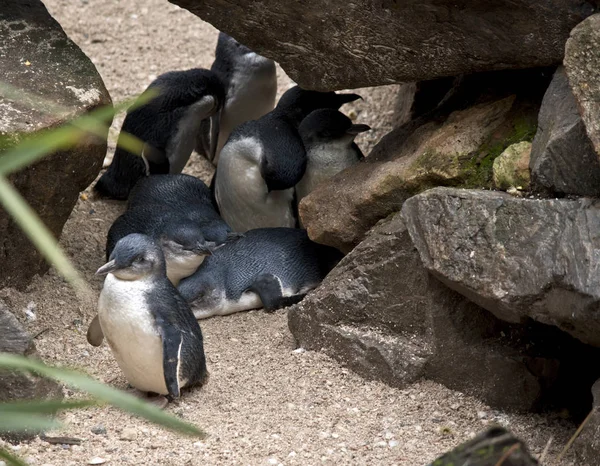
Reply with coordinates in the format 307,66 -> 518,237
198,32 -> 277,165
107,174 -> 237,285
214,86 -> 361,232
177,228 -> 343,319
94,69 -> 225,200
296,108 -> 370,203
93,234 -> 208,408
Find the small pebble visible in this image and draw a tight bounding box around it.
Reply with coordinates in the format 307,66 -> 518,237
91,425 -> 107,435
374,441 -> 388,448
477,411 -> 488,419
87,458 -> 107,465
450,403 -> 460,410
288,451 -> 297,457
292,348 -> 305,354
120,427 -> 137,441
389,440 -> 399,448
193,441 -> 205,449
267,458 -> 279,465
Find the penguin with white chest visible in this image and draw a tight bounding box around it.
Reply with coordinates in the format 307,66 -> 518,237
198,32 -> 277,165
296,108 -> 370,203
93,234 -> 208,407
214,86 -> 361,232
95,69 -> 225,200
107,174 -> 238,286
177,228 -> 343,319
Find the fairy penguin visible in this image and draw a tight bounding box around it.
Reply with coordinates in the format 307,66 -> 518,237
95,234 -> 208,406
177,228 -> 343,319
198,32 -> 277,165
296,108 -> 370,203
94,69 -> 225,200
214,86 -> 361,232
107,174 -> 237,285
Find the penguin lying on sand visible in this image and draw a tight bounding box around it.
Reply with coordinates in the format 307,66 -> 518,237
214,86 -> 361,232
94,69 -> 225,200
93,234 -> 208,408
177,228 -> 343,319
198,32 -> 277,165
296,108 -> 370,203
108,174 -> 237,286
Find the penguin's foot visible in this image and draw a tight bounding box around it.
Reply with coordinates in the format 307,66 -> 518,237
126,388 -> 169,410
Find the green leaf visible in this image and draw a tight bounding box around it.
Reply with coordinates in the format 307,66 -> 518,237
0,447 -> 28,466
0,354 -> 206,438
0,399 -> 97,415
0,412 -> 59,433
0,175 -> 86,292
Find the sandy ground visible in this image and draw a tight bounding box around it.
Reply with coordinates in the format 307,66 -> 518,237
0,0 -> 580,464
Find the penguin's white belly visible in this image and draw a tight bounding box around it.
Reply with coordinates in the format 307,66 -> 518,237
98,274 -> 168,395
165,253 -> 205,286
191,290 -> 263,320
216,138 -> 296,232
296,144 -> 359,202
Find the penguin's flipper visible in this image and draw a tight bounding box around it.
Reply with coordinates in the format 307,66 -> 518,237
158,326 -> 183,399
208,110 -> 221,164
167,95 -> 218,175
247,273 -> 307,312
86,315 -> 104,347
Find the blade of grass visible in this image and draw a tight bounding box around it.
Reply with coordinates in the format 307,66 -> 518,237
0,412 -> 60,433
0,354 -> 206,437
0,92 -> 156,176
0,399 -> 97,415
0,174 -> 85,292
0,447 -> 28,466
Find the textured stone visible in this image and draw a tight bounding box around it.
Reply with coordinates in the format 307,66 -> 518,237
0,0 -> 111,289
300,69 -> 547,253
530,66 -> 600,196
573,379 -> 600,465
565,13 -> 600,159
289,213 -> 568,411
0,301 -> 63,439
493,141 -> 531,190
428,426 -> 538,466
170,0 -> 596,91
402,187 -> 600,347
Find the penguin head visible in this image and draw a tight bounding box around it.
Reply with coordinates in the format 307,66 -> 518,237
215,32 -> 254,59
299,109 -> 371,146
160,220 -> 219,259
274,86 -> 362,126
149,68 -> 226,115
97,234 -> 166,280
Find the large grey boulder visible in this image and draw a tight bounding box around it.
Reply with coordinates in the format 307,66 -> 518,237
530,66 -> 600,196
0,0 -> 111,289
289,213 -> 565,411
565,13 -> 600,160
169,0 -> 595,91
401,187 -> 600,347
299,69 -> 547,253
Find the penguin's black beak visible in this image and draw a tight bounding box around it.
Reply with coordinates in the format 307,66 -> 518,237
96,259 -> 118,276
347,124 -> 371,135
193,242 -> 217,256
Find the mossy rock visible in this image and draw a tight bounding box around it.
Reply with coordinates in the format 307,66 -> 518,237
493,141 -> 531,190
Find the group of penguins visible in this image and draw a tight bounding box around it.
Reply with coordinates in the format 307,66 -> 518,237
87,32 -> 369,407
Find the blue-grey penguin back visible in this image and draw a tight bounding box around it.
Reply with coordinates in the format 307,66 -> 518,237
94,69 -> 225,200
177,228 -> 343,316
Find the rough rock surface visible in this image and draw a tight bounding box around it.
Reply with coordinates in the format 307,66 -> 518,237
0,302 -> 62,439
0,0 -> 111,289
289,213 -> 568,411
573,378 -> 600,465
300,69 -> 548,253
170,0 -> 596,91
401,187 -> 600,347
565,13 -> 600,159
428,426 -> 538,466
493,141 -> 531,191
530,66 -> 600,196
